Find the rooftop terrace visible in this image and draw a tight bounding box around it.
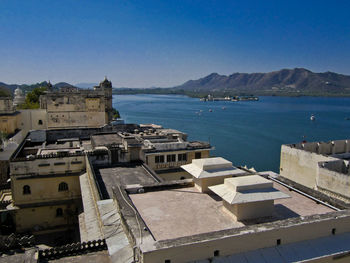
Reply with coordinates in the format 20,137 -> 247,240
94,163 -> 160,199
129,177 -> 335,241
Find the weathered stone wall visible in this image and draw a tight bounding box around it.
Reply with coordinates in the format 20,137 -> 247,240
157,170 -> 191,181
279,145 -> 337,189
140,211 -> 350,263
12,173 -> 82,206
47,112 -> 106,129
0,97 -> 14,114
14,202 -> 80,232
318,160 -> 350,199
0,113 -> 20,134
10,155 -> 85,176
46,95 -> 105,112
292,140 -> 350,155
39,84 -> 110,129
19,109 -> 47,132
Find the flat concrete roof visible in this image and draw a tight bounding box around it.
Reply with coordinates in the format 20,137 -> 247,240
94,164 -> 158,199
129,181 -> 335,241
91,134 -> 122,147
39,148 -> 82,155
0,141 -> 18,160
129,187 -> 244,240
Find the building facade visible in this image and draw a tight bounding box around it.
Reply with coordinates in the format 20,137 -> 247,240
39,78 -> 113,129
0,97 -> 21,135
280,139 -> 350,201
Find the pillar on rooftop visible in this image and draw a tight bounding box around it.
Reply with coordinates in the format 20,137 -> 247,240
181,157 -> 247,193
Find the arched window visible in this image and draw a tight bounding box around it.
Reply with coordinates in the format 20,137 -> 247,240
56,208 -> 63,217
23,185 -> 31,195
58,182 -> 68,192
38,120 -> 43,125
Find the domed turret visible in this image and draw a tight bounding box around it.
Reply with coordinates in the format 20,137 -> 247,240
99,76 -> 112,89
13,87 -> 25,106
47,81 -> 53,91
96,77 -> 113,122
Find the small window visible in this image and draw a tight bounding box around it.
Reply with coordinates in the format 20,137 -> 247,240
178,153 -> 187,162
38,120 -> 43,125
56,208 -> 63,217
23,185 -> 31,195
54,162 -> 65,166
332,228 -> 336,235
58,182 -> 68,192
38,163 -> 50,167
195,152 -> 201,159
155,155 -> 164,163
214,250 -> 220,257
167,154 -> 176,162
277,239 -> 281,245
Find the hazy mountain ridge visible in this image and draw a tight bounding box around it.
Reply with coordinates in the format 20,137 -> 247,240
173,68 -> 350,95
0,81 -> 76,96
75,83 -> 98,89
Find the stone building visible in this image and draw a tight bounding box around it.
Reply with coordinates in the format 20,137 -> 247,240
5,123 -> 350,262
280,139 -> 350,201
8,132 -> 85,233
0,97 -> 21,135
2,124 -> 212,236
39,77 -> 113,129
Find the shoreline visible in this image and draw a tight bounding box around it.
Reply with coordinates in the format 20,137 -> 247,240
112,91 -> 350,99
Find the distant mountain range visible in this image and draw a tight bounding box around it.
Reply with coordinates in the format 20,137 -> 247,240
114,68 -> 350,97
2,68 -> 350,97
172,68 -> 350,96
75,83 -> 98,89
0,81 -> 75,96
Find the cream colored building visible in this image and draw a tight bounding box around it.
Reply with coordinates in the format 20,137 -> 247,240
89,127 -> 213,181
39,78 -> 113,129
19,109 -> 48,132
5,124 -> 212,235
280,139 -> 350,201
9,137 -> 85,233
140,128 -> 212,180
0,97 -> 21,135
5,125 -> 350,262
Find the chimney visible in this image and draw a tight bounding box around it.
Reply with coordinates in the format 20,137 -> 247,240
209,175 -> 290,221
181,157 -> 247,193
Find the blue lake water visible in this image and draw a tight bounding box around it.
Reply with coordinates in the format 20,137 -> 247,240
113,94 -> 350,172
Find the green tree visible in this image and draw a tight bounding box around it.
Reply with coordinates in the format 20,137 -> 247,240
111,108 -> 120,119
18,86 -> 47,109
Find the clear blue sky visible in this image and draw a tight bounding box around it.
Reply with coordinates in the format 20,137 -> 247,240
1,0 -> 350,87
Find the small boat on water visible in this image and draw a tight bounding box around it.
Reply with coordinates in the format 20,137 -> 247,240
209,109 -> 212,112
222,106 -> 226,110
310,114 -> 316,121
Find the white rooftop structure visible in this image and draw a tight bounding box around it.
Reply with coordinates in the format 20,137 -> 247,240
181,157 -> 246,178
209,175 -> 290,204
13,87 -> 25,106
